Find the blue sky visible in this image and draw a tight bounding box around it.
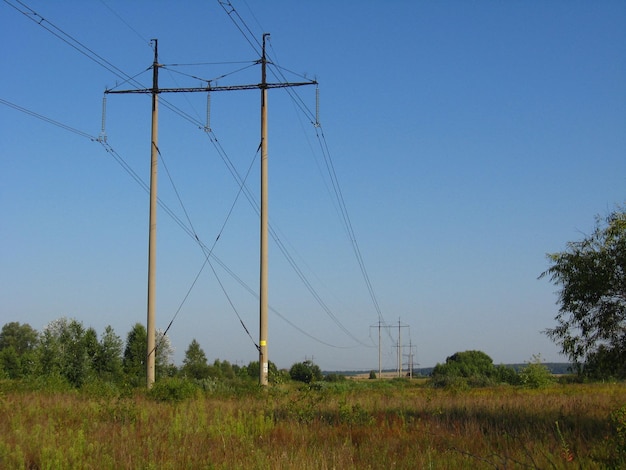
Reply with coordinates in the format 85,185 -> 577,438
1,1 -> 625,371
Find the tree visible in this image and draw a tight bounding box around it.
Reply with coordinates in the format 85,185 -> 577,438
155,329 -> 176,378
124,324 -> 175,384
123,323 -> 147,385
181,339 -> 210,380
431,350 -> 498,387
37,317 -> 93,387
540,207 -> 626,378
246,360 -> 286,384
94,325 -> 124,382
0,322 -> 38,378
289,360 -> 323,383
0,322 -> 38,355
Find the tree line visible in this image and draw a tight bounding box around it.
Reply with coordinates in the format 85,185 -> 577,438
3,205 -> 624,387
0,317 -> 329,388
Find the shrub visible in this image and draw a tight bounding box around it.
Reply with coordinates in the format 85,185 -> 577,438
324,373 -> 346,382
148,377 -> 198,402
609,405 -> 626,465
289,360 -> 323,383
494,364 -> 521,385
431,350 -> 497,388
519,355 -> 555,388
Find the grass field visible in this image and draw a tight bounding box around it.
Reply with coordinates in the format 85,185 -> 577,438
1,378 -> 625,469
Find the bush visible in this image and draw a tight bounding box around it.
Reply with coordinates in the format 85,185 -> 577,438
431,350 -> 498,388
519,355 -> 555,388
148,377 -> 198,402
494,364 -> 521,385
289,360 -> 323,383
609,405 -> 626,465
324,373 -> 346,382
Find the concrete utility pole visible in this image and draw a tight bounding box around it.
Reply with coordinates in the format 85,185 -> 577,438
259,33 -> 269,386
404,340 -> 418,379
370,320 -> 383,378
146,40 -> 159,388
371,319 -> 409,378
105,36 -> 316,388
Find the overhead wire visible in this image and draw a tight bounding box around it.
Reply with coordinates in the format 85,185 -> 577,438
218,0 -> 388,337
1,96 -> 349,351
4,0 -> 140,85
7,0 -> 371,350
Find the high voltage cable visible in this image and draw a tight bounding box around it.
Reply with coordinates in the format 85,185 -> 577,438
0,98 -> 98,141
4,0 -> 136,85
217,0 -> 388,330
215,0 -> 376,344
98,0 -> 151,47
7,0 -> 370,348
161,62 -> 258,86
1,96 -> 351,350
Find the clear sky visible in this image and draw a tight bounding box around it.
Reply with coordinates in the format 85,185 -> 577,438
1,1 -> 625,372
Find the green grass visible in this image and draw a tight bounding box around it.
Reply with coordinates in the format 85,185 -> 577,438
1,379 -> 625,468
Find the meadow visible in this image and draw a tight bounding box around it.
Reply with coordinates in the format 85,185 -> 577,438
1,378 -> 625,469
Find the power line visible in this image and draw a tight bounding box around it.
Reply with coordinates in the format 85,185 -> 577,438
215,0 -> 388,332
1,95 -> 356,355
0,98 -> 98,141
7,0 -> 377,355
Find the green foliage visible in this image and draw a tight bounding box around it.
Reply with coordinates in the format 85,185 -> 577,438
431,350 -> 500,388
494,364 -> 521,385
148,377 -> 198,402
540,206 -> 626,378
155,329 -> 176,378
93,326 -> 124,383
0,347 -> 22,379
0,322 -> 38,379
123,323 -> 146,386
36,318 -> 94,387
289,360 -> 323,383
324,373 -> 346,382
368,370 -> 377,380
594,405 -> 626,467
608,405 -> 626,466
181,339 -> 210,380
245,360 -> 286,384
518,355 -> 555,388
0,322 -> 38,355
122,324 -> 176,383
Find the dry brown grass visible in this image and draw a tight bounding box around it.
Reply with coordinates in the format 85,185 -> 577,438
1,380 -> 624,468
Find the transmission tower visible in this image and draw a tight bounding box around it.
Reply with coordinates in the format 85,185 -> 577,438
105,36 -> 316,388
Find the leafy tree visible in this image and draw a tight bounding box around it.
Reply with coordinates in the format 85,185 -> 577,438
540,207 -> 626,378
0,322 -> 38,354
0,347 -> 21,379
0,322 -> 38,378
432,350 -> 498,387
37,317 -> 93,387
155,329 -> 176,378
494,364 -> 521,385
289,360 -> 323,383
181,339 -> 210,380
123,323 -> 175,384
94,325 -> 124,382
217,359 -> 235,379
123,323 -> 147,385
246,360 -> 286,384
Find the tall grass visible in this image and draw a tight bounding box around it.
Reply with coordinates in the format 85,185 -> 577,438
1,379 -> 624,468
